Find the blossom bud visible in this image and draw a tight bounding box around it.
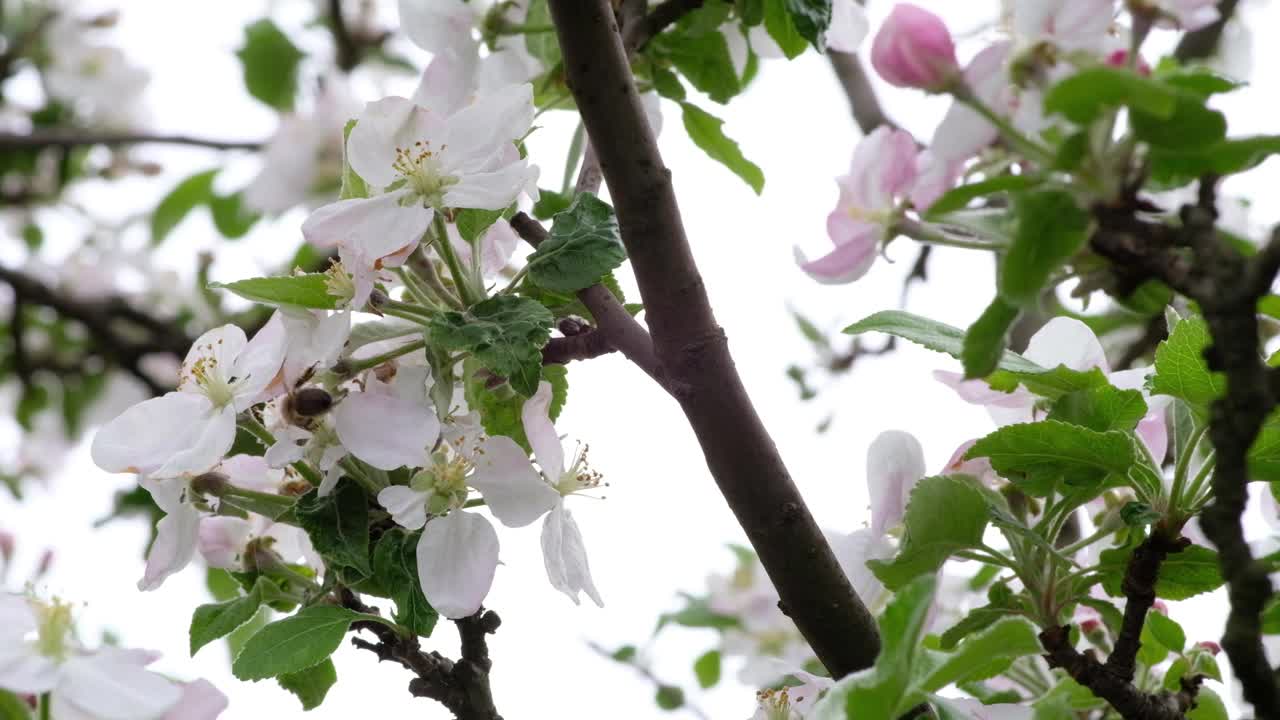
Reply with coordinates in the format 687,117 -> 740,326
871,4 -> 960,91
0,531 -> 13,566
1194,640 -> 1221,656
1151,600 -> 1168,615
1106,50 -> 1152,76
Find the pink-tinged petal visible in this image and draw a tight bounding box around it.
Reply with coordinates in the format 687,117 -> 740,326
795,241 -> 878,285
910,150 -> 962,210
825,0 -> 870,53
231,313 -> 288,410
469,436 -> 559,528
417,511 -> 500,619
441,84 -> 535,172
54,652 -> 182,720
377,485 -> 430,530
91,393 -> 232,478
845,127 -> 918,210
520,381 -> 564,480
867,430 -> 927,536
1024,317 -> 1109,373
870,4 -> 960,90
943,439 -> 999,485
540,504 -> 603,607
333,389 -> 439,470
303,191 -> 435,266
197,517 -> 253,570
218,454 -> 277,493
1109,366 -> 1171,461
933,370 -> 1032,409
929,42 -> 1012,163
163,679 -> 228,720
412,51 -> 472,117
139,500 -> 203,591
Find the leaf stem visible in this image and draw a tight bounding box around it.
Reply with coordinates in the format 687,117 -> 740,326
339,339 -> 428,377
434,214 -> 479,306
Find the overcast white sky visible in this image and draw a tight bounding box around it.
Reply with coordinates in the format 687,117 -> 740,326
4,0 -> 1280,718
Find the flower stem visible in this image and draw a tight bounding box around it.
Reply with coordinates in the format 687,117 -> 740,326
433,214 -> 479,306
894,217 -> 1008,251
339,339 -> 428,377
38,694 -> 50,720
409,246 -> 465,310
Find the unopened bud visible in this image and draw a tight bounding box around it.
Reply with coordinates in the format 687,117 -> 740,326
367,289 -> 389,308
0,531 -> 14,565
871,4 -> 960,91
1194,640 -> 1221,656
1151,600 -> 1168,615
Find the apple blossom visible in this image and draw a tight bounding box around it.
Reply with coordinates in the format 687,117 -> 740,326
1140,0 -> 1221,29
795,126 -> 922,284
334,365 -> 441,471
91,317 -> 287,479
870,4 -> 960,91
43,15 -> 149,129
196,455 -> 319,572
0,593 -> 225,719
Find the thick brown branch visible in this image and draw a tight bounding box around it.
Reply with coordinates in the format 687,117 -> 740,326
827,51 -> 900,135
1041,626 -> 1195,720
542,322 -> 616,365
545,0 -> 880,678
1106,532 -> 1189,682
1173,0 -> 1240,63
0,130 -> 261,152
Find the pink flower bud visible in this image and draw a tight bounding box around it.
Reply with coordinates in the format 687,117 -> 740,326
1151,600 -> 1168,615
1195,640 -> 1221,656
1105,50 -> 1152,76
1080,617 -> 1102,634
871,4 -> 960,91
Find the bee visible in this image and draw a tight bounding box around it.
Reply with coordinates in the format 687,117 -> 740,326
281,367 -> 334,430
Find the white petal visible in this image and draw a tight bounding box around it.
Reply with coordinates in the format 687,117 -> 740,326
0,594 -> 36,641
348,96 -> 446,188
377,486 -> 430,530
91,393 -> 231,477
231,312 -> 287,409
825,0 -> 870,52
197,516 -> 253,570
0,633 -> 58,695
827,528 -> 893,610
180,325 -> 247,389
139,500 -> 203,591
333,389 -> 439,470
468,436 -> 559,527
302,191 -> 435,266
442,84 -> 534,171
866,430 -> 926,536
417,511 -> 500,619
398,0 -> 479,57
1024,317 -> 1109,373
540,504 -> 603,607
412,51 -> 473,116
521,381 -> 564,480
218,454 -> 277,493
442,161 -> 537,211
55,652 -> 182,720
163,679 -> 228,720
155,405 -> 238,480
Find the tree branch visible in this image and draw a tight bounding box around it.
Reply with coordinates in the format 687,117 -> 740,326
827,51 -> 901,135
542,320 -> 617,365
0,130 -> 261,152
544,0 -> 880,678
1091,184 -> 1280,718
1173,0 -> 1240,63
327,0 -> 360,71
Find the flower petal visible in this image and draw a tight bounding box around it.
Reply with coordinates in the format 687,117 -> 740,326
1024,317 -> 1109,373
163,679 -> 229,720
348,96 -> 445,188
197,516 -> 253,570
417,511 -> 500,619
55,651 -> 182,720
231,312 -> 288,409
826,0 -> 870,52
443,161 -> 538,211
333,389 -> 440,470
540,503 -> 603,607
469,435 -> 559,527
181,325 -> 247,389
302,191 -> 435,267
441,84 -> 535,172
139,500 -> 203,591
377,485 -> 430,530
91,393 -> 232,477
521,381 -> 564,480
866,430 -> 926,536
795,231 -> 877,285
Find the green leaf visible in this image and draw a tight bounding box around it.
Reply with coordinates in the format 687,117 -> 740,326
522,0 -> 561,69
1043,67 -> 1178,125
678,102 -> 765,194
655,685 -> 685,710
339,119 -> 369,200
843,310 -> 1044,374
455,208 -> 505,244
526,193 -> 626,293
781,0 -> 831,50
237,19 -> 306,111
1000,191 -> 1088,306
1188,687 -> 1228,720
532,188 -> 573,220
657,594 -> 741,631
277,658 -> 337,711
190,578 -> 279,656
1149,135 -> 1280,186
869,476 -> 990,589
1146,611 -> 1186,653
693,649 -> 721,689
295,480 -> 372,577
924,175 -> 1041,218
429,295 -> 555,397
1247,411 -> 1280,483
762,0 -> 808,59
653,29 -> 740,104
1099,543 -> 1224,600
938,605 -> 1016,650
151,169 -> 217,246
966,420 -> 1135,495
0,690 -> 31,720
650,66 -> 687,100
1047,385 -> 1148,433
963,296 -> 1022,379
209,192 -> 261,239
1150,315 -> 1224,413
232,606 -> 362,680
210,274 -> 338,310
372,529 -> 439,637
1131,94 -> 1226,148
920,618 -> 1043,691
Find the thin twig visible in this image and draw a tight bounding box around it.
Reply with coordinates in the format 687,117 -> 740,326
0,130 -> 261,152
1173,0 -> 1240,62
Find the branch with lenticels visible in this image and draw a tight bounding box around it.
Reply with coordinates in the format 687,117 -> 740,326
541,0 -> 881,678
